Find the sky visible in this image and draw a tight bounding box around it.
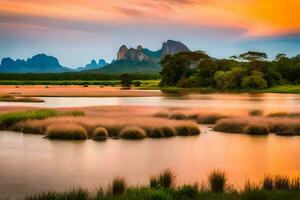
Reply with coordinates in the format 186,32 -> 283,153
0,0 -> 300,68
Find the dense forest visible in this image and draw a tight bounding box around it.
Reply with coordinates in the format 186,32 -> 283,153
159,51 -> 300,89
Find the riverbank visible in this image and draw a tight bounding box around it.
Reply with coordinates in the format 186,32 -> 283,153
26,169 -> 300,200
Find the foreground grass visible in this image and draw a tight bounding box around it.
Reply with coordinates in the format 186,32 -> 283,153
26,169 -> 300,200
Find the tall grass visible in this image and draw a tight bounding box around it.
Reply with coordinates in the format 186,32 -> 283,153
108,177 -> 127,195
150,169 -> 176,189
208,170 -> 227,193
0,95 -> 44,103
25,169 -> 300,200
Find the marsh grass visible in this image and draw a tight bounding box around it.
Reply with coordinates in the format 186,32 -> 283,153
150,169 -> 176,189
25,169 -> 300,200
93,127 -> 108,141
120,126 -> 146,140
243,124 -> 269,135
0,95 -> 44,103
214,117 -> 300,135
108,177 -> 127,195
267,112 -> 300,118
46,124 -> 88,140
208,170 -> 227,193
175,124 -> 201,136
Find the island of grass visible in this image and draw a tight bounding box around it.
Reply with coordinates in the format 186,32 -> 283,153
0,107 -> 201,140
26,169 -> 300,200
0,95 -> 44,102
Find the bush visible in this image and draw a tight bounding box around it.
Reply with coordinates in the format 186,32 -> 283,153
120,126 -> 146,140
208,170 -> 227,193
243,124 -> 269,135
109,176 -> 127,195
92,127 -> 108,141
175,125 -> 200,136
46,124 -> 88,140
269,123 -> 293,135
154,112 -> 169,118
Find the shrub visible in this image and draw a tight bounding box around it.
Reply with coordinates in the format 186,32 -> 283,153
106,126 -> 122,138
46,124 -> 88,140
243,124 -> 269,135
150,169 -> 176,189
208,170 -> 227,193
175,125 -> 200,136
62,111 -> 85,117
120,126 -> 146,140
269,123 -> 292,135
109,176 -> 127,195
92,127 -> 108,141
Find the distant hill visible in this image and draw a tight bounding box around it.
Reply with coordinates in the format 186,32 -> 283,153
92,40 -> 190,73
76,59 -> 108,71
0,54 -> 70,73
0,40 -> 190,73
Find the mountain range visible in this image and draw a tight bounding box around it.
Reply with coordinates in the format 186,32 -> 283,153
0,40 -> 190,73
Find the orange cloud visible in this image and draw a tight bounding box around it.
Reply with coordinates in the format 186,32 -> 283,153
0,0 -> 299,37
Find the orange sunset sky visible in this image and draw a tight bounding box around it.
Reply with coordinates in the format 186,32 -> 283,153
0,0 -> 299,67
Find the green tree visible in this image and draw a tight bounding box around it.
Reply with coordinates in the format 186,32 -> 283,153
120,73 -> 132,87
239,51 -> 268,61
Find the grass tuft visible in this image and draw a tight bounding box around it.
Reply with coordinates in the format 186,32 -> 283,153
92,127 -> 108,141
108,176 -> 127,195
243,124 -> 269,135
208,170 -> 227,193
150,169 -> 176,189
46,124 -> 88,140
120,126 -> 146,140
175,124 -> 200,136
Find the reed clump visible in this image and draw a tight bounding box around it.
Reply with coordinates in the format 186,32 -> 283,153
120,126 -> 146,140
46,124 -> 88,140
108,177 -> 127,195
150,169 -> 176,189
93,127 -> 108,141
208,170 -> 227,193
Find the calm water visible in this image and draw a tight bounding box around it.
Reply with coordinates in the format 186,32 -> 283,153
1,93 -> 300,198
0,93 -> 300,113
1,126 -> 300,198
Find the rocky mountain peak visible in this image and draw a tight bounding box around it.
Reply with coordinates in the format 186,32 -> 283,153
161,40 -> 190,57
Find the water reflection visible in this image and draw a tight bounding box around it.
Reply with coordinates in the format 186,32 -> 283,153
1,127 -> 300,198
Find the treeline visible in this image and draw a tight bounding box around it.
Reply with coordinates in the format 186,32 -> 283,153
159,51 -> 300,89
0,72 -> 159,81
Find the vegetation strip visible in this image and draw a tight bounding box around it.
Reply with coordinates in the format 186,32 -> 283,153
26,169 -> 300,200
